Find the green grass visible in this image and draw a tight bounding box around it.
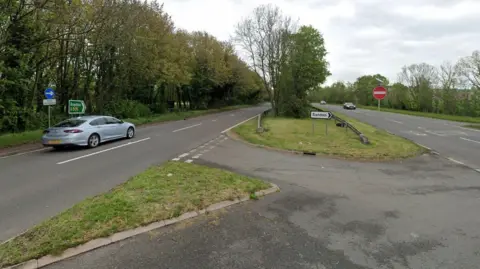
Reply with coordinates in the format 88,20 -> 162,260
464,124 -> 480,130
233,112 -> 423,161
0,161 -> 270,267
359,105 -> 480,124
0,105 -> 250,149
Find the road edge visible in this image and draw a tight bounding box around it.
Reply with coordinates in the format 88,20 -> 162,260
0,105 -> 257,158
2,183 -> 280,269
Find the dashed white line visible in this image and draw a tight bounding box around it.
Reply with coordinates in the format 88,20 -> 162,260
212,119 -> 217,122
192,154 -> 201,159
199,145 -> 205,148
57,137 -> 151,164
387,119 -> 403,124
460,137 -> 480,144
189,149 -> 197,153
185,159 -> 193,163
172,123 -> 202,133
172,158 -> 180,161
178,153 -> 189,158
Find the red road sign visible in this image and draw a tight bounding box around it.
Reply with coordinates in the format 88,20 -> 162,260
373,86 -> 387,100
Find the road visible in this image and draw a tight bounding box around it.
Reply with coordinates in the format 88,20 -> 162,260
45,132 -> 480,269
318,104 -> 480,172
0,105 -> 268,242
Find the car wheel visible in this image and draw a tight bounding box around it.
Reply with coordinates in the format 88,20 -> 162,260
126,127 -> 135,139
87,133 -> 100,148
53,145 -> 64,150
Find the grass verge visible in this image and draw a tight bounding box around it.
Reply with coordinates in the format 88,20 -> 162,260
0,105 -> 250,149
359,105 -> 480,124
233,111 -> 423,161
463,124 -> 480,130
0,161 -> 270,267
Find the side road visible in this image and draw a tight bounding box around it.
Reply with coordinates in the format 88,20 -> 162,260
0,105 -> 268,242
43,135 -> 480,269
320,104 -> 480,171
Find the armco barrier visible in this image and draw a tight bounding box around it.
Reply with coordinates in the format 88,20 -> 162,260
256,109 -> 271,133
311,105 -> 369,145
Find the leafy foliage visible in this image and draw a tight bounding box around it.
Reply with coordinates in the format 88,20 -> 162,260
0,0 -> 265,134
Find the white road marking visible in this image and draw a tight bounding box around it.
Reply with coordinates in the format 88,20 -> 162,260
212,119 -> 217,122
199,145 -> 205,148
456,126 -> 480,133
172,123 -> 202,133
387,119 -> 403,124
447,157 -> 464,165
209,146 -> 215,150
193,154 -> 201,159
185,159 -> 193,163
172,158 -> 180,161
460,137 -> 480,145
424,130 -> 444,136
221,113 -> 263,134
475,169 -> 480,173
416,143 -> 431,150
57,137 -> 151,164
178,153 -> 189,158
0,148 -> 48,159
189,149 -> 197,153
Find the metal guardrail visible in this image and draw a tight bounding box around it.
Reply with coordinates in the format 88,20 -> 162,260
256,109 -> 271,133
311,105 -> 369,145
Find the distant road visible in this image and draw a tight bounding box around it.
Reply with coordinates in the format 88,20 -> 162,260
0,105 -> 269,242
316,104 -> 480,172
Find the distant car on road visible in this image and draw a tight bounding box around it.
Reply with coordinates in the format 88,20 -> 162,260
42,116 -> 136,149
343,102 -> 356,110
320,100 -> 327,104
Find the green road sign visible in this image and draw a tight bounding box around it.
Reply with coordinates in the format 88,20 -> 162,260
68,100 -> 86,114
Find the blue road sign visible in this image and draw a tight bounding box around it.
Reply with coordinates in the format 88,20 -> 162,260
44,88 -> 55,99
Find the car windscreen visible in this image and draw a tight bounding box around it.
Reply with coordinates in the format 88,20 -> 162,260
54,119 -> 86,128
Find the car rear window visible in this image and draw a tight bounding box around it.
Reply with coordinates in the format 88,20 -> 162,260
54,119 -> 86,128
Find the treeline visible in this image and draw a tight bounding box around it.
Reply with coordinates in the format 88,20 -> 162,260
0,0 -> 265,134
311,51 -> 480,117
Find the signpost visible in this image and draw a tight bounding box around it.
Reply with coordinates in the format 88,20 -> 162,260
43,88 -> 56,127
68,100 -> 86,115
373,86 -> 387,111
311,111 -> 332,135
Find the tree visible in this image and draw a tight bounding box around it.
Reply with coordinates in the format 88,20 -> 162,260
233,4 -> 296,115
277,25 -> 330,117
0,0 -> 265,134
398,63 -> 437,112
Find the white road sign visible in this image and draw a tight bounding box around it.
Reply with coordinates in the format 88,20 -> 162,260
311,111 -> 332,119
43,99 -> 57,106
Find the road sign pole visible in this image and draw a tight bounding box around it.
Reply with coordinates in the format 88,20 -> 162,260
378,99 -> 380,111
48,106 -> 51,127
312,118 -> 315,135
325,121 -> 328,135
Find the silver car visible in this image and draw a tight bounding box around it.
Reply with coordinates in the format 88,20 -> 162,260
42,116 -> 136,149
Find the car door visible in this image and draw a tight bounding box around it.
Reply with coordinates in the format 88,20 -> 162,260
105,117 -> 124,138
89,117 -> 110,140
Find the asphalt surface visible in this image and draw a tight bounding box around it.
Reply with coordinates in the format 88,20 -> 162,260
0,105 -> 269,242
45,137 -> 480,269
316,104 -> 480,172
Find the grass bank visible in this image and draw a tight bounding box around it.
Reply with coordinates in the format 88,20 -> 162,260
359,105 -> 480,124
0,105 -> 250,149
0,161 -> 270,267
233,111 -> 423,160
464,124 -> 480,130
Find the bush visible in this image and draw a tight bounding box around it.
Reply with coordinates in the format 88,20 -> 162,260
105,100 -> 152,119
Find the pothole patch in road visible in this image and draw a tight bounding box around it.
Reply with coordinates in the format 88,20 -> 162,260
171,134 -> 228,163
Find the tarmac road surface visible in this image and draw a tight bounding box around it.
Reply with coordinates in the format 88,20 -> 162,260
0,105 -> 269,242
317,104 -> 480,172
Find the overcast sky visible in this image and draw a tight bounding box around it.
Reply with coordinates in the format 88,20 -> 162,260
160,0 -> 480,85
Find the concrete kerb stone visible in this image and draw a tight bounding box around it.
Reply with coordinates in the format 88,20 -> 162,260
2,183 -> 280,269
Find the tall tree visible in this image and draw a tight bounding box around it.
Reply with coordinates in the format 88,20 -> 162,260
233,4 -> 296,115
